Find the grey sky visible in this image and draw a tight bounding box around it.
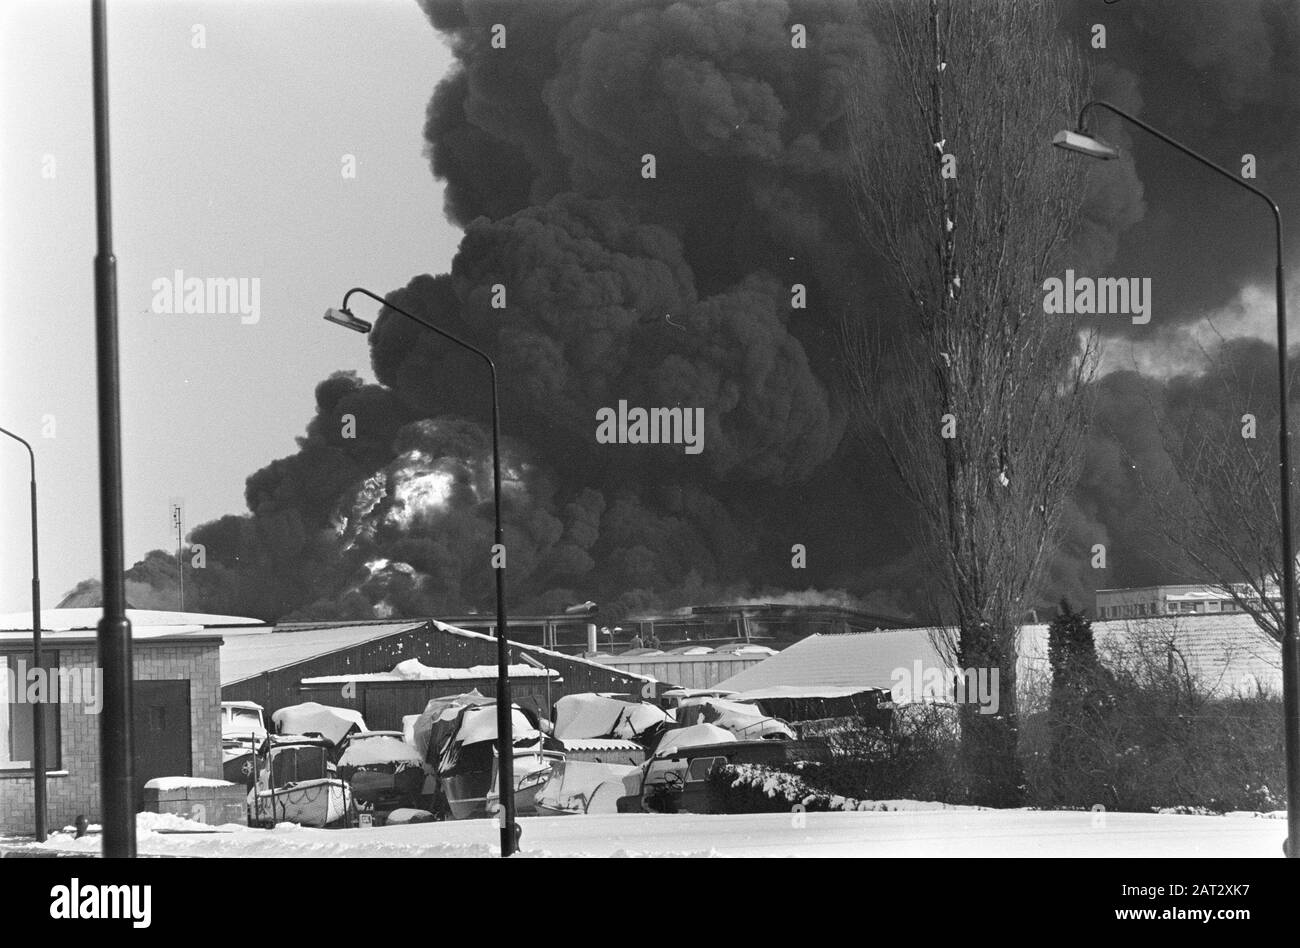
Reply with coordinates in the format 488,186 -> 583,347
0,0 -> 460,610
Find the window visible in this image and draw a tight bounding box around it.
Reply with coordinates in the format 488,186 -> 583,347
687,756 -> 726,782
0,652 -> 62,771
229,707 -> 263,730
551,623 -> 593,650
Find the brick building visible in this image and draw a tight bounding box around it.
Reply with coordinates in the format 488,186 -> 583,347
0,608 -> 252,836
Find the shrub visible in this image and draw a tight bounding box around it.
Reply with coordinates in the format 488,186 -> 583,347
705,763 -> 866,814
1021,621 -> 1286,813
794,704 -> 966,803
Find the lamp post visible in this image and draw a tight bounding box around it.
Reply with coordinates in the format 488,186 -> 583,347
1054,100 -> 1300,857
324,287 -> 518,856
0,426 -> 47,842
92,0 -> 135,858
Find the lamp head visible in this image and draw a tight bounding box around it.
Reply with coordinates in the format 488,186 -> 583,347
324,306 -> 372,334
518,652 -> 547,670
1052,128 -> 1120,160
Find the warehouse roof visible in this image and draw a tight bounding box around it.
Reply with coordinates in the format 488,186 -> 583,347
0,607 -> 245,645
301,663 -> 559,683
0,607 -> 265,632
715,615 -> 1282,700
213,617 -> 655,687
213,621 -> 430,685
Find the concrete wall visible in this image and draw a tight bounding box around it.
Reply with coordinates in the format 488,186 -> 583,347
0,640 -> 222,836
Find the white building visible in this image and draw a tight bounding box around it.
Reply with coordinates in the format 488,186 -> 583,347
1094,584 -> 1281,620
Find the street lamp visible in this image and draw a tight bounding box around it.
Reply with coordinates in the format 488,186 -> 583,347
92,0 -> 135,859
1055,100 -> 1300,857
1051,128 -> 1119,161
324,286 -> 519,856
0,426 -> 47,842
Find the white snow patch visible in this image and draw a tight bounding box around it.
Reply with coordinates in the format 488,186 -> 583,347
144,776 -> 236,791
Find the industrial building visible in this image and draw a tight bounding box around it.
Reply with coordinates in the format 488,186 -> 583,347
435,601 -> 911,655
1094,584 -> 1278,620
213,618 -> 653,727
0,608 -> 255,835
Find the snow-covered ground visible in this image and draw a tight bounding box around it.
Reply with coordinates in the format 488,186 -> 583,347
4,806 -> 1286,858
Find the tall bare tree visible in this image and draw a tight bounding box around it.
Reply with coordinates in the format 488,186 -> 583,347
1139,338 -> 1300,644
843,0 -> 1097,803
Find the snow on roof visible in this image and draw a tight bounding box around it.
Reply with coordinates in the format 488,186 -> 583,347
714,615 -> 1284,700
714,629 -> 950,696
1091,614 -> 1283,696
711,644 -> 778,656
218,621 -> 429,685
163,614 -> 654,688
301,663 -> 558,684
432,620 -> 656,683
0,607 -> 265,631
730,684 -> 876,701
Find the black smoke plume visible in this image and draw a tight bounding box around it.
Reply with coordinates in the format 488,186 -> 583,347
63,1 -> 1300,621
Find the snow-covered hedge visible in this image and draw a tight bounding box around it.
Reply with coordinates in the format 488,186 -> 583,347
705,763 -> 866,814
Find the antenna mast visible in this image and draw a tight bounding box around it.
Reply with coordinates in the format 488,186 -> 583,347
170,502 -> 184,611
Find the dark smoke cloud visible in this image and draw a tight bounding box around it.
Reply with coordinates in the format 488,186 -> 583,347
1061,0 -> 1300,324
63,0 -> 1298,624
377,195 -> 841,482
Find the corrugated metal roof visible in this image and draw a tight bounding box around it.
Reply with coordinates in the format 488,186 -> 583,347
215,618 -> 656,687
300,663 -> 558,683
715,628 -> 967,695
1093,614 -> 1282,695
436,622 -> 656,683
714,615 -> 1284,699
217,621 -> 428,685
0,626 -> 223,646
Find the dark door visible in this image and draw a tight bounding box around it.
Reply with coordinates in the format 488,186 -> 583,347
132,680 -> 192,811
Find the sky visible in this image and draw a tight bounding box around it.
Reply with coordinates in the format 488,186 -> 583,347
0,0 -> 460,611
